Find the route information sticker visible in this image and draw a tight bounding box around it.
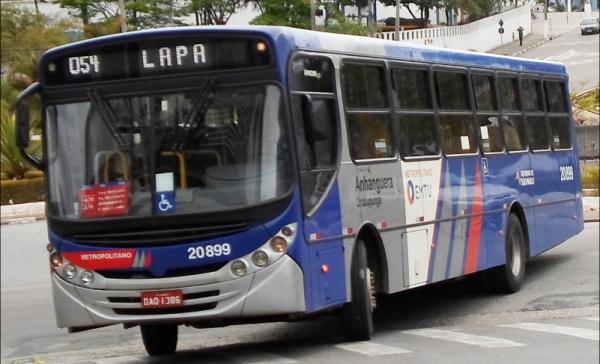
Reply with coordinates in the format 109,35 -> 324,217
79,182 -> 131,218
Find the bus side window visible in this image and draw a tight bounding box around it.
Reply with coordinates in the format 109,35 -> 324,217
498,76 -> 521,112
342,62 -> 394,160
434,70 -> 476,155
527,115 -> 550,150
544,80 -> 571,149
472,73 -> 503,153
500,75 -> 529,152
392,67 -> 439,157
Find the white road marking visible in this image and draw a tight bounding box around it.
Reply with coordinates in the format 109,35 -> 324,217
582,316 -> 600,322
335,341 -> 411,356
229,350 -> 297,364
403,328 -> 525,348
500,322 -> 599,341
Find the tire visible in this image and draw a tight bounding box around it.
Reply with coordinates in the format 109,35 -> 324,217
488,214 -> 526,293
342,239 -> 375,341
140,324 -> 178,356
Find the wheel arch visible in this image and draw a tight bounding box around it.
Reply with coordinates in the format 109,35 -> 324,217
507,201 -> 531,258
355,223 -> 389,294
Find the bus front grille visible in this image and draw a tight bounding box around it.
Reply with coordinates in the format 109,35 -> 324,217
70,223 -> 248,247
98,263 -> 227,279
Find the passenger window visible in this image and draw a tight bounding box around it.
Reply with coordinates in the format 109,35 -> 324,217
503,115 -> 527,151
347,114 -> 394,159
472,74 -> 497,111
478,115 -> 504,153
440,115 -> 477,154
291,95 -> 339,213
342,63 -> 388,109
498,76 -> 520,111
289,55 -> 335,93
392,68 -> 432,110
434,71 -> 470,110
548,116 -> 571,149
397,115 -> 439,156
527,115 -> 550,150
521,78 -> 543,112
544,81 -> 567,113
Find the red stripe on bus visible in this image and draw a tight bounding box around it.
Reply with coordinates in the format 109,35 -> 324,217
63,249 -> 137,270
464,164 -> 483,274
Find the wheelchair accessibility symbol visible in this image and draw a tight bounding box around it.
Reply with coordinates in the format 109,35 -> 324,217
154,191 -> 175,214
158,194 -> 173,211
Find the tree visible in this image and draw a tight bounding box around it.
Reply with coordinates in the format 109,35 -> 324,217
250,0 -> 311,28
185,0 -> 249,25
54,0 -> 119,25
1,4 -> 71,112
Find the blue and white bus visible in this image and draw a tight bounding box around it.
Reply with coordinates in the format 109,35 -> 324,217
16,26 -> 584,355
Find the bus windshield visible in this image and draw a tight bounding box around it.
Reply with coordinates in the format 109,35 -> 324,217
45,82 -> 292,219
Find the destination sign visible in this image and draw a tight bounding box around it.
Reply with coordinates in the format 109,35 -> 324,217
41,36 -> 271,86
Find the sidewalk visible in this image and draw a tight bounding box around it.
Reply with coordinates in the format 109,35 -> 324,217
1,198 -> 598,224
489,12 -> 582,56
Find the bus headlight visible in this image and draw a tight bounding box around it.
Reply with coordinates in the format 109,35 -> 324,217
251,250 -> 269,267
231,260 -> 247,276
50,252 -> 63,268
270,237 -> 288,253
64,264 -> 77,279
80,270 -> 94,285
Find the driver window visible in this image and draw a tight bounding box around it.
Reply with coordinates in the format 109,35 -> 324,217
291,95 -> 338,214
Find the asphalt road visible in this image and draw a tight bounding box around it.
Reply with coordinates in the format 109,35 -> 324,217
520,26 -> 600,94
1,222 -> 598,364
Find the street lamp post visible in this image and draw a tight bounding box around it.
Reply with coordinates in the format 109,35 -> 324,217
544,0 -> 549,39
119,0 -> 127,32
395,0 -> 400,41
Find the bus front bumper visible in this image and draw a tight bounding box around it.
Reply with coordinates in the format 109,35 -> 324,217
51,255 -> 306,329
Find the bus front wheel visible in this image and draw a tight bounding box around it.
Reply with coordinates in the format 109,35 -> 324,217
342,239 -> 375,340
489,214 -> 526,293
140,324 -> 178,356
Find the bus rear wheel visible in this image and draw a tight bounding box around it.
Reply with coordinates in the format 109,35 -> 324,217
140,324 -> 178,356
342,239 -> 375,341
489,214 -> 526,293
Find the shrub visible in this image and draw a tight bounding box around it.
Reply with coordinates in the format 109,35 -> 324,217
581,164 -> 600,191
1,112 -> 41,179
0,177 -> 44,205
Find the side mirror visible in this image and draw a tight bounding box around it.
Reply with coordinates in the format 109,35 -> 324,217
15,82 -> 43,170
16,103 -> 30,148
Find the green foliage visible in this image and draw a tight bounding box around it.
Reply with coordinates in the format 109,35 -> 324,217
250,0 -> 311,28
0,177 -> 45,205
321,20 -> 369,35
186,0 -> 249,25
126,0 -> 189,29
581,165 -> 600,191
1,3 -> 71,129
54,0 -> 117,25
0,113 -> 41,180
573,87 -> 600,114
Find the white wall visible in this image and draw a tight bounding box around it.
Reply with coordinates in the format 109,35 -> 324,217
374,5 -> 532,52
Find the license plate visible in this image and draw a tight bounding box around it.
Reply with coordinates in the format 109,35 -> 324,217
141,290 -> 184,308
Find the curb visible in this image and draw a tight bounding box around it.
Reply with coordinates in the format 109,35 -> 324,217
510,30 -> 568,57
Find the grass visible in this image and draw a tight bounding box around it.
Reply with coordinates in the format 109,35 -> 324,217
573,87 -> 600,113
581,164 -> 600,192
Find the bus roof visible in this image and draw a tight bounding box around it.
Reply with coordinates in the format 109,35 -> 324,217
42,25 -> 567,76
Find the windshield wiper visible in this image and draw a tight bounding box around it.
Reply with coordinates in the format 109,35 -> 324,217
87,89 -> 130,151
174,78 -> 215,150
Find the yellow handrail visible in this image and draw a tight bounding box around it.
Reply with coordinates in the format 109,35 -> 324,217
161,151 -> 187,188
